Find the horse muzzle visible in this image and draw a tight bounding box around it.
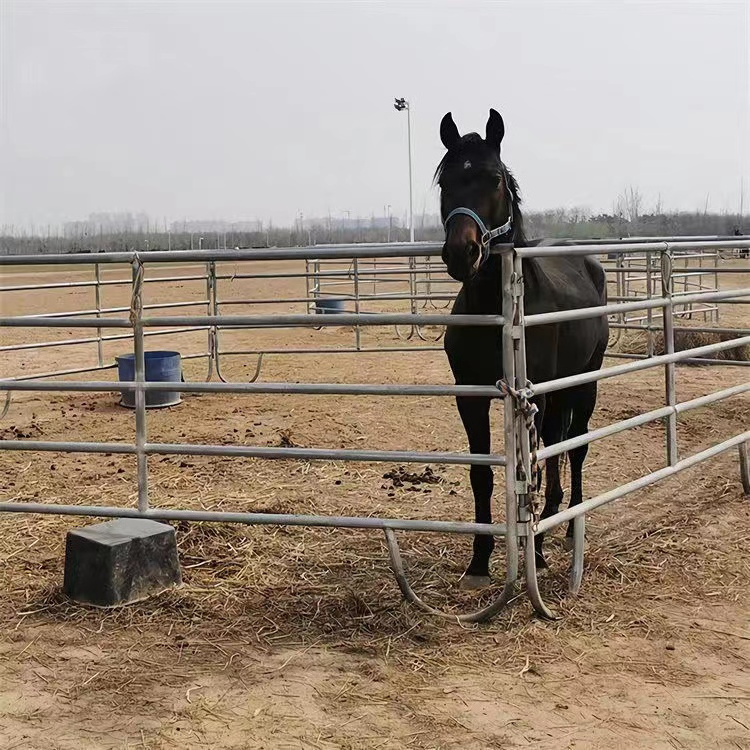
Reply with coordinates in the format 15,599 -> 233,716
442,241 -> 481,282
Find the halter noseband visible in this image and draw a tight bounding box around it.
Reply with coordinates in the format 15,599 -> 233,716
442,172 -> 514,265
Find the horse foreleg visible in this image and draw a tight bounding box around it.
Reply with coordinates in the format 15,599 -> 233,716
456,396 -> 493,589
534,396 -> 563,569
564,383 -> 598,549
534,454 -> 564,568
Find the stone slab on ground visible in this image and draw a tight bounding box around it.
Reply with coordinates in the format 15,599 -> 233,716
63,518 -> 181,606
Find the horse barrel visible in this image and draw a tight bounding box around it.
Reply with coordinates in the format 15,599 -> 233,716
314,298 -> 347,314
116,350 -> 182,408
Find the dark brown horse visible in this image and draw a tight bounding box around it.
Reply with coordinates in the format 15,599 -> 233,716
437,109 -> 608,588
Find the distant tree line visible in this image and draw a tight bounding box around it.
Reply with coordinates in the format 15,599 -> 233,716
1,205 -> 745,256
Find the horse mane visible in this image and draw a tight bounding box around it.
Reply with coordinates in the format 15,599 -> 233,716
434,133 -> 527,247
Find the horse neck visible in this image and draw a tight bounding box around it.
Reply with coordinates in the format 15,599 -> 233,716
463,255 -> 502,312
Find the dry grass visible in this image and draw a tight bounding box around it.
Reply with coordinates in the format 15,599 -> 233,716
1,450 -> 747,688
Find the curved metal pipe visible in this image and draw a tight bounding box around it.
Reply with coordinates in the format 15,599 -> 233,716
209,259 -> 265,385
216,352 -> 264,384
415,324 -> 445,343
0,391 -> 12,421
523,528 -> 558,620
394,324 -> 416,341
384,528 -> 518,624
740,441 -> 750,496
568,514 -> 586,595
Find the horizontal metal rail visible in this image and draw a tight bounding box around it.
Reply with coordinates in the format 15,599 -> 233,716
215,265 -> 453,281
18,299 -> 210,320
217,346 -> 445,356
0,439 -> 507,467
0,326 -> 210,352
535,431 -> 750,535
525,287 -> 750,328
3,238 -> 748,267
145,313 -> 502,328
0,355 -> 209,383
220,293 -> 455,306
604,267 -> 748,276
605,352 -> 750,367
530,335 -> 750,396
0,379 -> 506,399
576,235 -> 749,244
0,312 -> 502,329
0,316 -> 131,329
609,323 -> 750,336
0,242 -> 448,265
536,382 -> 750,460
0,502 -> 507,537
0,273 -> 210,294
517,239 -> 750,259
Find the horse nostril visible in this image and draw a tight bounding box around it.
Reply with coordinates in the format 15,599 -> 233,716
466,242 -> 480,264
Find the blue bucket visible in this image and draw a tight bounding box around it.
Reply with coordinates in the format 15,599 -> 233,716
314,298 -> 347,314
116,350 -> 182,409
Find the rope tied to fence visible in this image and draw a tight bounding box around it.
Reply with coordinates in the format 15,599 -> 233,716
129,257 -> 145,328
497,378 -> 542,525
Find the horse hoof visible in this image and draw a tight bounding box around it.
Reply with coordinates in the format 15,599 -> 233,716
459,574 -> 491,591
563,536 -> 575,552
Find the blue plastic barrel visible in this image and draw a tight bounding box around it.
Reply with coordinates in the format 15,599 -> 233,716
314,298 -> 347,314
116,350 -> 182,409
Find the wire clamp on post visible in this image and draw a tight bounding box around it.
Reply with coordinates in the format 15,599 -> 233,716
129,256 -> 145,328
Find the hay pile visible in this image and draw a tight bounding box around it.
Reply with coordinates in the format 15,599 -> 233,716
611,321 -> 750,363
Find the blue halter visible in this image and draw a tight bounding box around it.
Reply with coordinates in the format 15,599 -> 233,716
442,176 -> 514,265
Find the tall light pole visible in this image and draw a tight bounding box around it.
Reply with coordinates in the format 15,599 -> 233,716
394,97 -> 414,243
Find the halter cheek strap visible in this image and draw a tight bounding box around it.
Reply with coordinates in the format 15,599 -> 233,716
442,175 -> 514,265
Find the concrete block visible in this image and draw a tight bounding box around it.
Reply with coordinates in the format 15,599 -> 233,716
64,518 -> 181,607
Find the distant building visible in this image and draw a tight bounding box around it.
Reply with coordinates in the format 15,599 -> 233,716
170,220 -> 264,233
64,212 -> 150,237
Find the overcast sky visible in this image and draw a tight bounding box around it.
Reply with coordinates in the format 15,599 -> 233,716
1,0 -> 748,229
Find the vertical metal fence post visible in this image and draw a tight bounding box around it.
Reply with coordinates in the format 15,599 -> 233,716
508,249 -> 555,618
695,250 -> 710,322
645,251 -> 654,356
130,258 -> 149,512
94,262 -> 104,367
304,258 -> 313,312
205,261 -> 215,380
500,249 -> 520,602
419,255 -> 433,310
408,255 -> 417,338
713,250 -> 720,323
353,257 -> 362,351
211,260 -> 228,383
661,250 -> 678,467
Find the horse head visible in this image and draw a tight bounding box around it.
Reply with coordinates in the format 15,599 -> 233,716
435,109 -> 516,281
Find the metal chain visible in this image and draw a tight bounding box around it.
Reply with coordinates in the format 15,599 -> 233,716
497,378 -> 541,523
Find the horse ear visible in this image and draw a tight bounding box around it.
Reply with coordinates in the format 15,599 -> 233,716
440,112 -> 461,150
485,108 -> 505,151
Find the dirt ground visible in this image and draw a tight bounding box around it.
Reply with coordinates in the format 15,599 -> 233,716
1,257 -> 748,749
